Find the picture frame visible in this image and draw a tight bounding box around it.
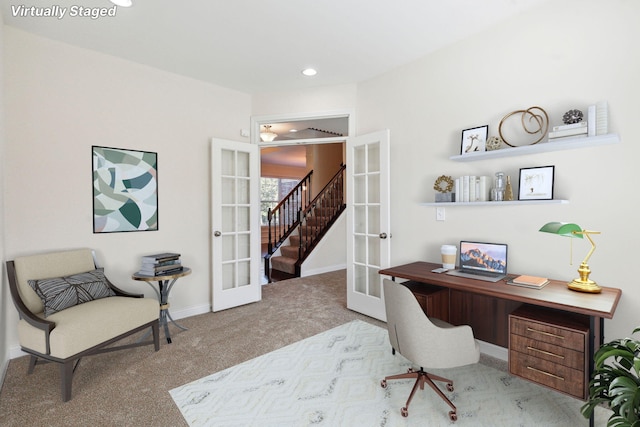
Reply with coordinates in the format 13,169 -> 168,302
518,165 -> 554,200
460,125 -> 489,155
92,146 -> 158,233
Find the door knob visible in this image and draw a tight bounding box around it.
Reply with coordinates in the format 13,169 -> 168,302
379,233 -> 387,239
214,231 -> 221,237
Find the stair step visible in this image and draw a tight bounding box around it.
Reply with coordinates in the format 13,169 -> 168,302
270,255 -> 297,275
305,216 -> 330,226
289,235 -> 310,246
280,245 -> 299,258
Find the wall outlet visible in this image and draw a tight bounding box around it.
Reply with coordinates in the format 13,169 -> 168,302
436,207 -> 445,221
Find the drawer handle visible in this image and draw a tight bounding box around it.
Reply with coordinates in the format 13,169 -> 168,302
527,346 -> 565,360
527,366 -> 565,381
526,327 -> 564,340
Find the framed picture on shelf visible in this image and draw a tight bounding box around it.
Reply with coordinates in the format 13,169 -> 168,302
460,125 -> 488,155
518,165 -> 554,200
92,146 -> 158,233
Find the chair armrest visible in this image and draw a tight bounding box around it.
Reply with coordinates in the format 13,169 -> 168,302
6,261 -> 56,353
105,277 -> 144,298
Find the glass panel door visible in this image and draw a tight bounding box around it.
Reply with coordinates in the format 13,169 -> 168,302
211,138 -> 260,311
346,130 -> 390,321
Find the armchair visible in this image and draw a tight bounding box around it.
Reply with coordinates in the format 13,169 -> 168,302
6,248 -> 160,401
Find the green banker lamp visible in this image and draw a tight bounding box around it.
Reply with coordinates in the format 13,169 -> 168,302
539,222 -> 602,294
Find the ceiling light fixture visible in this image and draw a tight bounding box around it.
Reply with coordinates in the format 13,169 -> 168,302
302,68 -> 317,77
110,0 -> 133,7
260,125 -> 278,142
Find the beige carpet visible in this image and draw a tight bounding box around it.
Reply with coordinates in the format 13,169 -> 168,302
0,270 -> 603,426
0,270 -> 386,426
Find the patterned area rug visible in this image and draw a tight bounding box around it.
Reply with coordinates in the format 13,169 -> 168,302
170,320 -> 610,426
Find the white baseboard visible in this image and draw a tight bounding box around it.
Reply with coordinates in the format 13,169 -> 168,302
7,303 -> 212,360
478,339 -> 508,362
169,303 -> 211,320
301,264 -> 346,277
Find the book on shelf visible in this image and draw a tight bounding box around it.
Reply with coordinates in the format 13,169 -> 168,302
552,122 -> 587,132
548,127 -> 588,139
507,275 -> 549,289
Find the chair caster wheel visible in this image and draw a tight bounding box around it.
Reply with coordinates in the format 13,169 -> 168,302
447,383 -> 454,392
401,407 -> 408,417
449,411 -> 457,421
380,379 -> 387,388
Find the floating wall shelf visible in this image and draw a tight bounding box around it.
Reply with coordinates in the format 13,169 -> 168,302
449,133 -> 620,162
421,200 -> 569,207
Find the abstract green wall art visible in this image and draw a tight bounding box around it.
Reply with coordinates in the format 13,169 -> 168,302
92,146 -> 158,233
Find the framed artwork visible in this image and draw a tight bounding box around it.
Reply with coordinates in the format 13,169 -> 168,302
460,125 -> 488,155
518,165 -> 554,200
92,146 -> 158,233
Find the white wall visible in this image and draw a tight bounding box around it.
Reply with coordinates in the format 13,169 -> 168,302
356,0 -> 639,341
3,27 -> 251,355
252,84 -> 357,118
0,10 -> 9,378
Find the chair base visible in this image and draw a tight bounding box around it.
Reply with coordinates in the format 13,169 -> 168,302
24,320 -> 160,402
381,367 -> 458,422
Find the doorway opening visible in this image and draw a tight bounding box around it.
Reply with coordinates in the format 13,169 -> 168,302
253,110 -> 352,283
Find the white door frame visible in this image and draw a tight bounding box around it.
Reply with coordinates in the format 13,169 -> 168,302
250,109 -> 354,147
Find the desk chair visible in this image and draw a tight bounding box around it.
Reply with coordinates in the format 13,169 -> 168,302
381,279 -> 480,421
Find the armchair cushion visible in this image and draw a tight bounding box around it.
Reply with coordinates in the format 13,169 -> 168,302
17,295 -> 159,359
28,268 -> 115,317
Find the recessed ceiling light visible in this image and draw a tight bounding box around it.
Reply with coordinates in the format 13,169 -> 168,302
110,0 -> 133,7
289,129 -> 298,133
302,68 -> 317,77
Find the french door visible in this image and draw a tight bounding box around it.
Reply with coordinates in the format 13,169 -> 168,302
211,138 -> 261,311
346,130 -> 391,321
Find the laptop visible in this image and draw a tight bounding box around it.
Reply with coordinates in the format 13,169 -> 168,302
446,241 -> 508,282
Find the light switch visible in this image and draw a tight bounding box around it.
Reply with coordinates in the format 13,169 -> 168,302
436,207 -> 445,221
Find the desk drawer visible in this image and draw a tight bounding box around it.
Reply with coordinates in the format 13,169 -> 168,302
509,306 -> 589,400
510,334 -> 584,370
510,350 -> 585,398
510,316 -> 585,351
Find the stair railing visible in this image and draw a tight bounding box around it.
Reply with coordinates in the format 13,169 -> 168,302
264,170 -> 313,269
294,164 -> 346,275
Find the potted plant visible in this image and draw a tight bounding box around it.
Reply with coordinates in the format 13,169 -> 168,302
581,326 -> 640,427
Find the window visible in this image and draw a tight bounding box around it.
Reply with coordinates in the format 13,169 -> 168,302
260,177 -> 299,225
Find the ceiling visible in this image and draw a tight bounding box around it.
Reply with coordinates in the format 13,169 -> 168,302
2,0 -> 549,95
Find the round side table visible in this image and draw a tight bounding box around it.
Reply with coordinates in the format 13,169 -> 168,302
132,267 -> 191,343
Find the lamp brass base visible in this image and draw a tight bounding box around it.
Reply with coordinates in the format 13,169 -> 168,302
567,279 -> 601,293
567,262 -> 601,293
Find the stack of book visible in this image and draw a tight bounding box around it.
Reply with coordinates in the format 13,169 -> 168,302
548,122 -> 588,140
506,274 -> 549,289
138,252 -> 183,276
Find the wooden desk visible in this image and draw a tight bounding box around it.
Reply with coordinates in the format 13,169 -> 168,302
379,262 -> 622,405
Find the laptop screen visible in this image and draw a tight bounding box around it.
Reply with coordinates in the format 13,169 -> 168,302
459,241 -> 508,275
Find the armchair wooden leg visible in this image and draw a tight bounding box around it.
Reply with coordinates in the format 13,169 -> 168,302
27,355 -> 38,374
152,322 -> 160,351
60,360 -> 74,402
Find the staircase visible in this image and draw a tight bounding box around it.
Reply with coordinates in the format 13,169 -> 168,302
265,165 -> 346,281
